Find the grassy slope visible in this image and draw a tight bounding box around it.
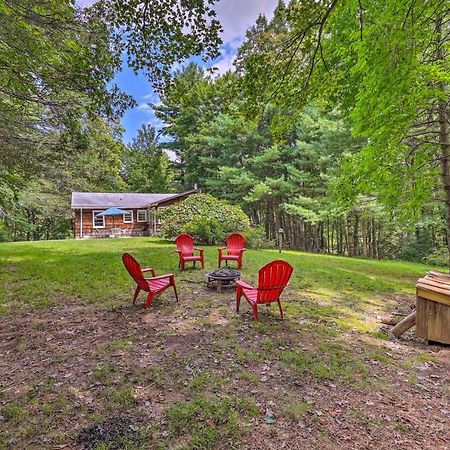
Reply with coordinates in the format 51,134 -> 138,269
0,238 -> 448,449
0,237 -> 437,311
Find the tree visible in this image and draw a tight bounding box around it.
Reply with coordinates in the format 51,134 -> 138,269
91,0 -> 222,91
123,124 -> 173,192
153,63 -> 238,187
239,0 -> 450,264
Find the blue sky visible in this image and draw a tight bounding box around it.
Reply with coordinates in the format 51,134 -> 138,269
78,0 -> 279,143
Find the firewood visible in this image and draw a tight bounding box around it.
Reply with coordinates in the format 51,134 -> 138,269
391,311 -> 416,337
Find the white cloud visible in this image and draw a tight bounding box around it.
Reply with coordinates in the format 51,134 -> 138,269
211,0 -> 279,75
214,0 -> 279,44
212,52 -> 236,76
76,0 -> 97,7
137,103 -> 152,112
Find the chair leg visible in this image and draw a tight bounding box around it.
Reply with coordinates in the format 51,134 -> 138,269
252,304 -> 259,321
172,281 -> 179,302
277,300 -> 284,320
218,256 -> 221,268
236,288 -> 242,312
145,293 -> 155,308
180,260 -> 185,271
201,257 -> 204,269
132,287 -> 141,303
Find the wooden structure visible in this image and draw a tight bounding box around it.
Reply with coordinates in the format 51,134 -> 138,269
71,190 -> 197,239
415,271 -> 450,344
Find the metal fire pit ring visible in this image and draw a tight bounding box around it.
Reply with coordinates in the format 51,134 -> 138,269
206,268 -> 241,292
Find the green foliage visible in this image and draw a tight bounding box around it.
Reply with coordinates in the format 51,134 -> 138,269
243,226 -> 275,249
123,124 -> 173,193
93,0 -> 222,91
183,217 -> 225,246
423,247 -> 448,267
159,193 -> 250,244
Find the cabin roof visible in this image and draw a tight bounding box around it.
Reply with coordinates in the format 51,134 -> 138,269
71,191 -> 192,209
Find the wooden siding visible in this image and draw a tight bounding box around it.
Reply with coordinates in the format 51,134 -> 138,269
74,208 -> 150,239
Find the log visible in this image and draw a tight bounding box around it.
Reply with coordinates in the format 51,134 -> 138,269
381,315 -> 401,326
391,311 -> 416,337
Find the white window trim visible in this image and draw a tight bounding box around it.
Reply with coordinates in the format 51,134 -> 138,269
93,210 -> 105,228
137,209 -> 147,222
123,210 -> 133,223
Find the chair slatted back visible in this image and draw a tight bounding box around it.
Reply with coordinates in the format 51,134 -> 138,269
226,233 -> 246,256
257,260 -> 293,303
122,253 -> 148,290
175,233 -> 195,257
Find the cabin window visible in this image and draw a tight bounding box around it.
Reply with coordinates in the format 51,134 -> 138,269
123,210 -> 133,223
93,210 -> 105,228
137,209 -> 147,222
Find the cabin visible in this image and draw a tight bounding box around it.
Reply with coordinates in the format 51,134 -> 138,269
71,190 -> 197,239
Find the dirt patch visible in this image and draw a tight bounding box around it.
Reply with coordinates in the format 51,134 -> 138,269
77,415 -> 141,449
0,290 -> 449,449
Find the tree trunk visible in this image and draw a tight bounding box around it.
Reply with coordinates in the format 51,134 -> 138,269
347,215 -> 355,257
436,17 -> 450,271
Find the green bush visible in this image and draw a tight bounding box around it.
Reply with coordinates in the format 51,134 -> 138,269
423,246 -> 448,267
0,221 -> 11,242
243,226 -> 275,249
183,217 -> 225,245
159,193 -> 249,245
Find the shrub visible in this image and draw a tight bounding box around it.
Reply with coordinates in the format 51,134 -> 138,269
423,246 -> 448,267
159,193 -> 249,245
243,226 -> 275,249
183,217 -> 225,245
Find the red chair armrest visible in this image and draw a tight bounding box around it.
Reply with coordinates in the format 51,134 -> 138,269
236,280 -> 256,290
193,247 -> 204,254
142,268 -> 156,276
149,273 -> 174,281
218,247 -> 226,250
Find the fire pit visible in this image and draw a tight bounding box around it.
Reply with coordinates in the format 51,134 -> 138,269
206,268 -> 241,292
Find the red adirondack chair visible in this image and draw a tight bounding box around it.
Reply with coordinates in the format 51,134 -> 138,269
236,260 -> 293,321
175,233 -> 205,271
122,253 -> 178,308
218,233 -> 246,269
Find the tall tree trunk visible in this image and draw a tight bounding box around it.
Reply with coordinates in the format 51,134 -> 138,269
437,17 -> 450,271
347,215 -> 355,257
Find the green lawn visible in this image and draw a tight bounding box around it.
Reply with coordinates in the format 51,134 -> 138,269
0,238 -> 448,449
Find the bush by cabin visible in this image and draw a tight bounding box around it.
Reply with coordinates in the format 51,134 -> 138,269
71,190 -> 197,239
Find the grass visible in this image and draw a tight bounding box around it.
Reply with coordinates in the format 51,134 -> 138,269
0,237 -> 447,449
0,237 -> 437,314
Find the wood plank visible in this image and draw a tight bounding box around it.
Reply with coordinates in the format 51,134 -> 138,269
417,278 -> 450,294
427,301 -> 443,343
416,287 -> 450,306
427,271 -> 450,283
440,304 -> 450,344
415,297 -> 428,339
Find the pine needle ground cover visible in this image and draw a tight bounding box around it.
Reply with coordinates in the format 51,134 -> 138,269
0,238 -> 449,449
